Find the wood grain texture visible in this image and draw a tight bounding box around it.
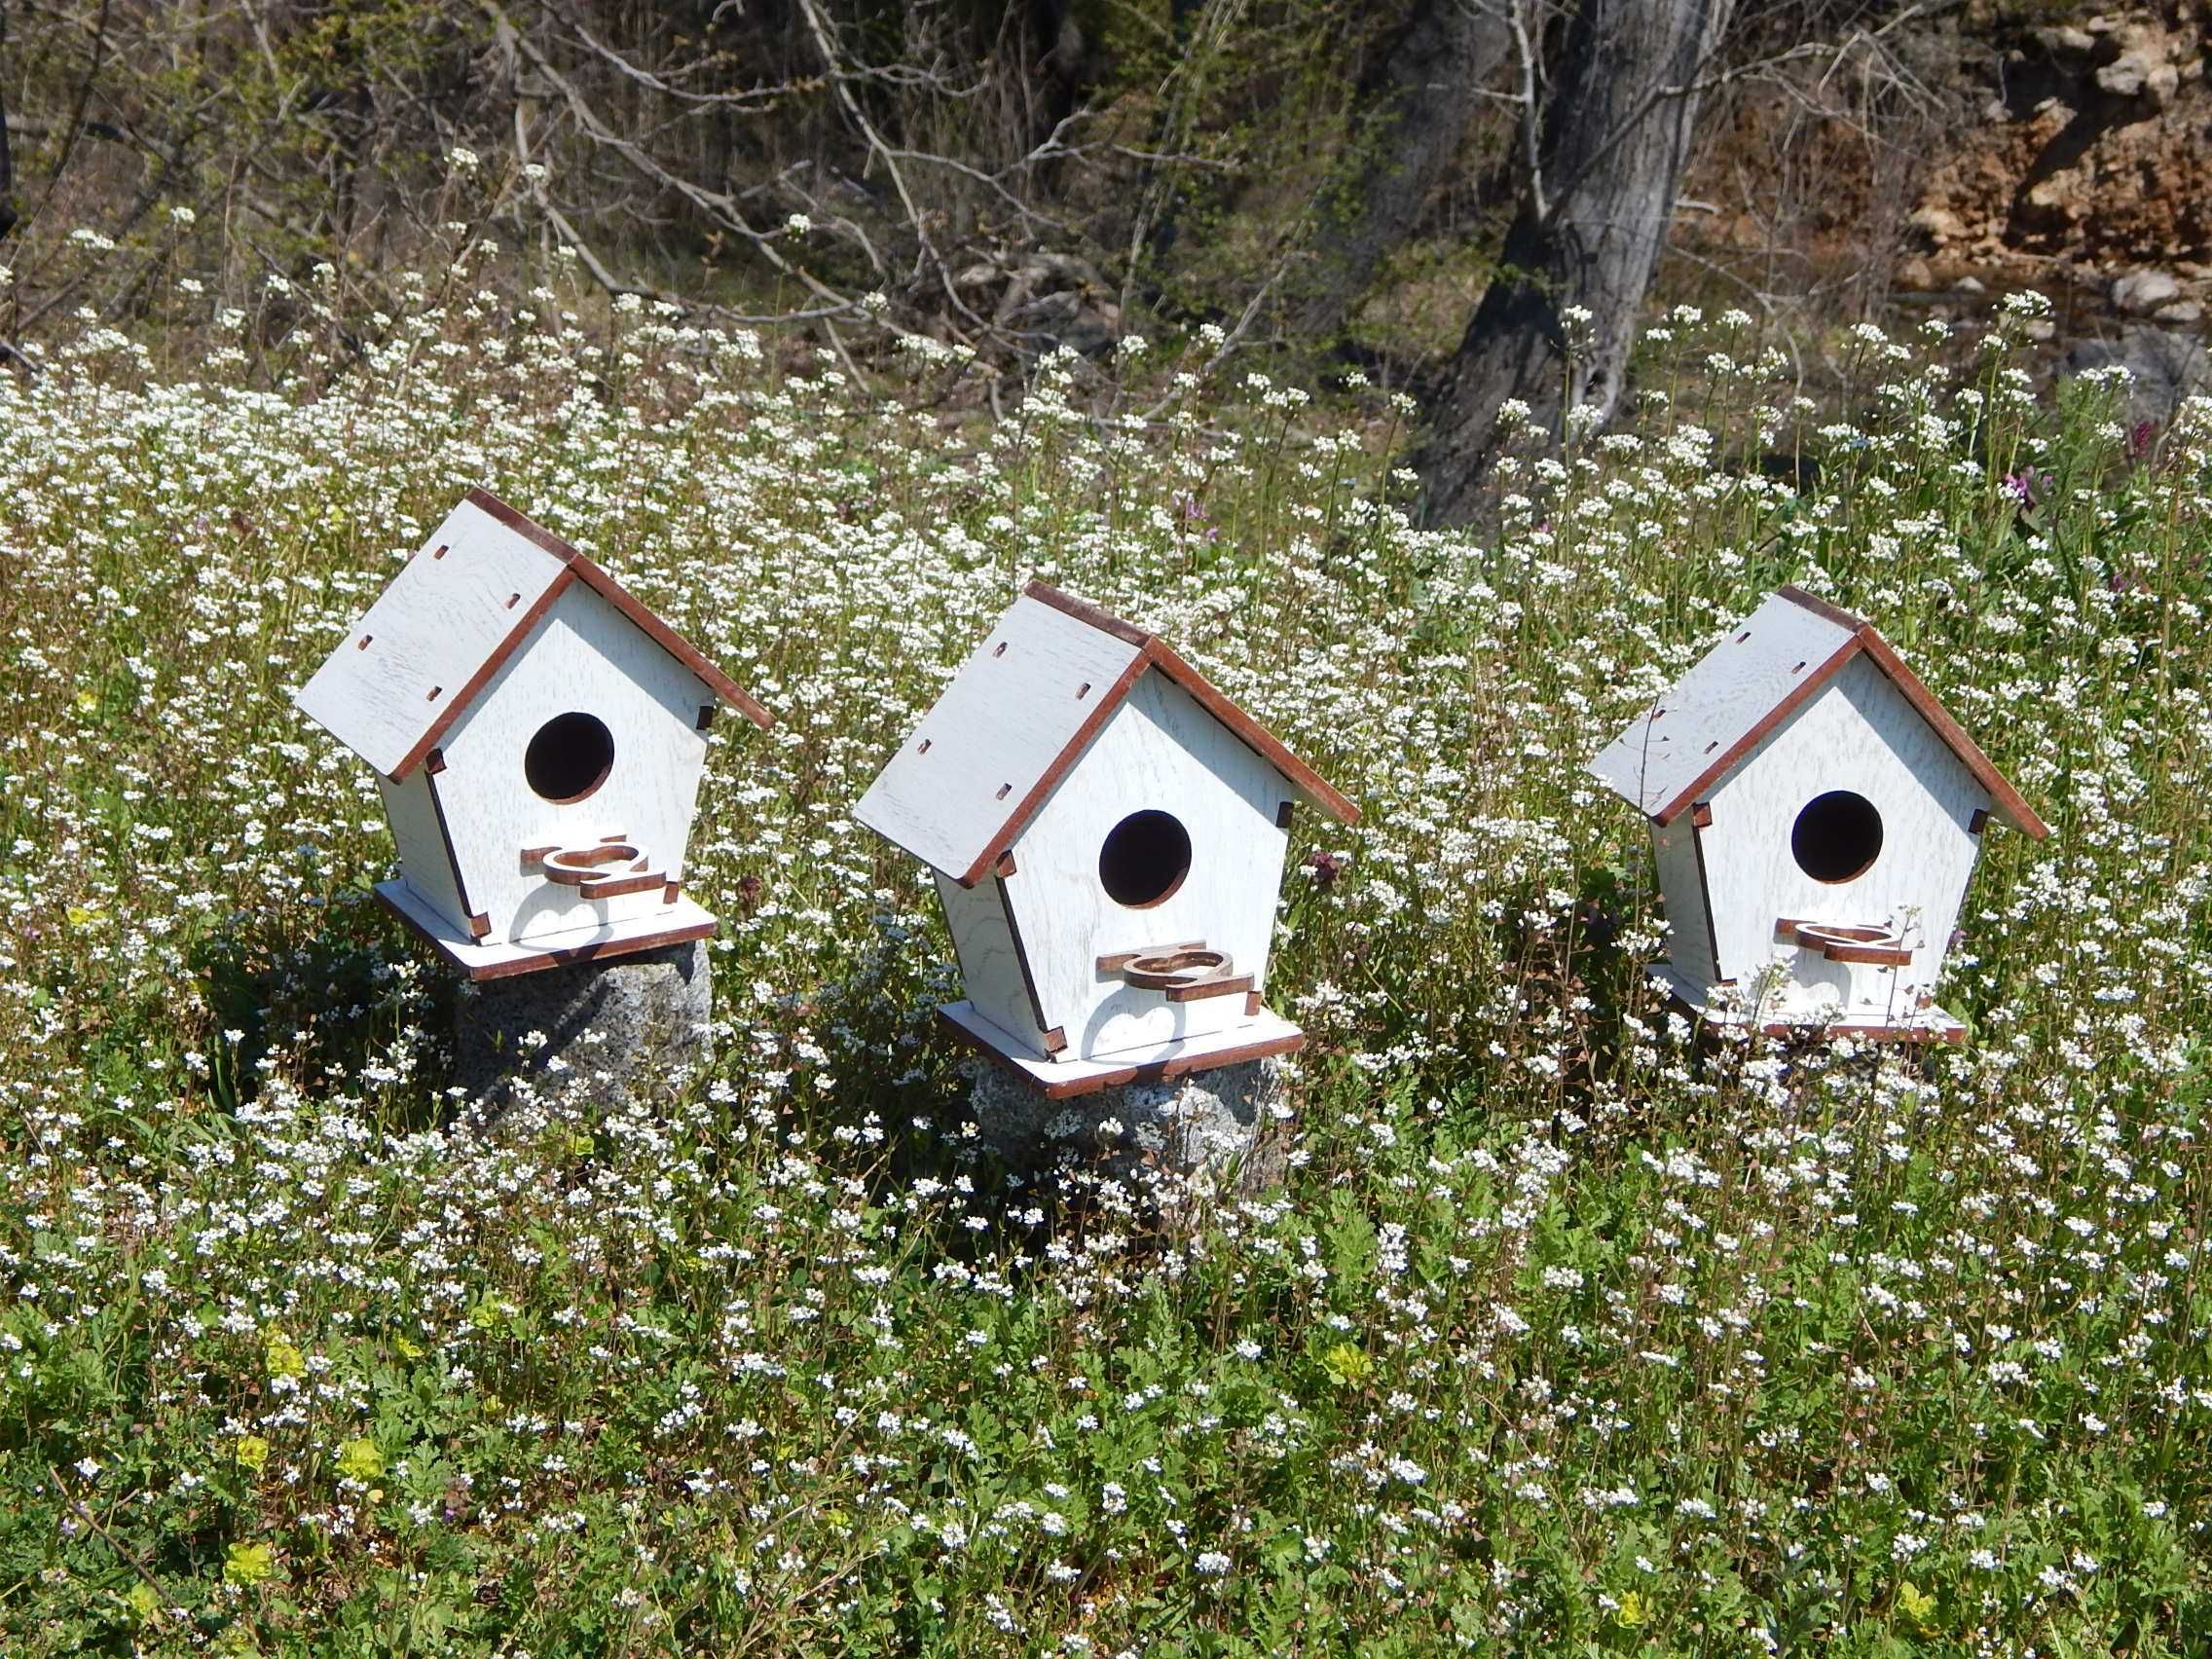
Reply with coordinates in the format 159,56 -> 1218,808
938,999 -> 1306,1099
297,496 -> 569,778
1589,590 -> 1858,823
855,592 -> 1148,881
375,771 -> 470,935
377,879 -> 718,980
934,871 -> 1056,1057
462,488 -> 772,728
1004,671 -> 1290,1060
1851,626 -> 2047,838
1138,636 -> 1361,830
433,581 -> 714,945
1023,581 -> 1361,827
856,584 -> 1359,888
1693,651 -> 1990,1019
1647,813 -> 1719,985
295,490 -> 770,786
1590,587 -> 2046,836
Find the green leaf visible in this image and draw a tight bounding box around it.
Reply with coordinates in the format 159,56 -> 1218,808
336,1437 -> 385,1481
224,1541 -> 277,1586
1320,1342 -> 1372,1387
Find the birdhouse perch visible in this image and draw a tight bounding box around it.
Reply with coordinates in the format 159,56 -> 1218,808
857,581 -> 1358,1098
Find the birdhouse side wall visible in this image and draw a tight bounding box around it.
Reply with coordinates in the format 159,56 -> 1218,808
375,771 -> 471,935
435,582 -> 714,944
1703,653 -> 1990,1009
1647,814 -> 1719,985
933,870 -> 1057,1059
1008,671 -> 1293,1061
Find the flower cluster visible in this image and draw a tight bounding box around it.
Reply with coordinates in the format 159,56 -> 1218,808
0,269 -> 2207,1651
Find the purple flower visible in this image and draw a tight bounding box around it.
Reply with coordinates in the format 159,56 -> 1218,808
2003,468 -> 2047,506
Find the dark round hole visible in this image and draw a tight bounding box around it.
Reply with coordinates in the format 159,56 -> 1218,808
524,712 -> 615,804
1791,790 -> 1883,883
1098,810 -> 1193,908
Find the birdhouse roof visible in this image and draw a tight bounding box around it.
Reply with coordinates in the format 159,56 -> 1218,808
294,488 -> 770,780
856,580 -> 1359,886
1588,586 -> 2047,837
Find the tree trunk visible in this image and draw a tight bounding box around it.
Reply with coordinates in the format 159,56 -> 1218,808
1290,0 -> 1513,343
0,0 -> 18,242
1414,0 -> 1734,524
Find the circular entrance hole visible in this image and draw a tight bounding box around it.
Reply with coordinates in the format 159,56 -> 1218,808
1098,809 -> 1193,908
524,712 -> 615,803
1790,789 -> 1883,883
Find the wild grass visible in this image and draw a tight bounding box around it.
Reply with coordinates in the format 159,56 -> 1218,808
1,253 -> 2209,1655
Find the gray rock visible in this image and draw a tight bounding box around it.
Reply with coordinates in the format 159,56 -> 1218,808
1909,204 -> 1968,243
966,1056 -> 1288,1198
452,940 -> 712,1124
2092,26 -> 2180,106
2060,325 -> 2212,428
2112,268 -> 2183,314
2153,300 -> 2205,326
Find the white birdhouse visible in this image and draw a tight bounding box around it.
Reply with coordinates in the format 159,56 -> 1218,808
1589,585 -> 2048,1042
294,488 -> 772,978
856,581 -> 1359,1097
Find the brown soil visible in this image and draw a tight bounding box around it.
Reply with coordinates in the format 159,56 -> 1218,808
1915,7 -> 2212,276
1671,4 -> 2212,316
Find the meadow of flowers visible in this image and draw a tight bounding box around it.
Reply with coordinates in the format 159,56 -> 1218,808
1,248 -> 2209,1654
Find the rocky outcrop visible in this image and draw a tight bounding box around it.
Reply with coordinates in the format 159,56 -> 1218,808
2060,325 -> 2212,425
1913,9 -> 2210,274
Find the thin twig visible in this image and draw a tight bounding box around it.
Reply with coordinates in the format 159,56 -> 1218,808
51,1467 -> 177,1631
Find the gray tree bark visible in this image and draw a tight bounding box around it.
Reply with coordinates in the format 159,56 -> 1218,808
1291,0 -> 1514,343
1414,0 -> 1735,524
0,1 -> 17,241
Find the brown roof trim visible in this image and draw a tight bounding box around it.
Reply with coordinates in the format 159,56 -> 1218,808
1141,638 -> 1361,825
1652,589 -> 2049,839
1775,583 -> 1865,632
1006,579 -> 1361,854
959,648 -> 1151,885
1852,626 -> 2048,839
566,552 -> 772,729
1650,632 -> 1861,826
1023,577 -> 1151,645
465,486 -> 583,562
454,486 -> 772,734
390,567 -> 577,781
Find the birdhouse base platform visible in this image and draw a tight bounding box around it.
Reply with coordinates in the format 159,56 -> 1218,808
938,1000 -> 1306,1099
1650,965 -> 1966,1045
378,879 -> 718,981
